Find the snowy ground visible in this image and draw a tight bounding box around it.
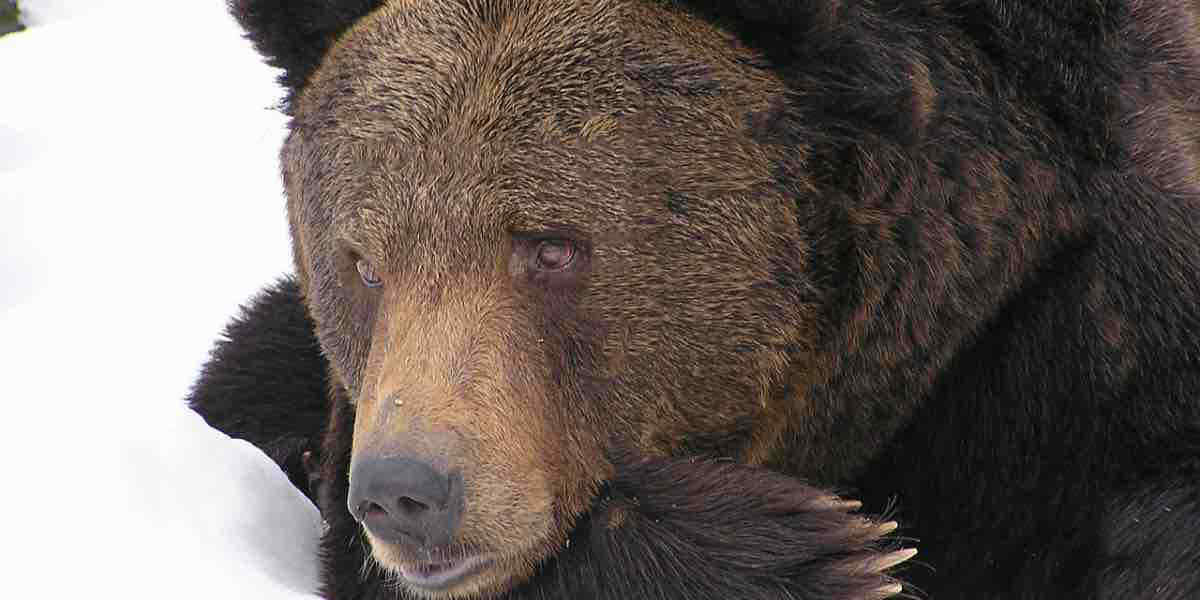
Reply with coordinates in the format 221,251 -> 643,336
2,2 -> 323,597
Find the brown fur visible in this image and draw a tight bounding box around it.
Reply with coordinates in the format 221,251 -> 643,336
226,0 -> 1200,597
283,2 -> 820,596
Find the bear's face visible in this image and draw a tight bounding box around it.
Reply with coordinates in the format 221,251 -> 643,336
282,0 -> 816,597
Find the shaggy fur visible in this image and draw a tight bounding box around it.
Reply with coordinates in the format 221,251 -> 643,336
188,278 -> 329,497
520,456 -> 908,600
190,280 -> 912,600
196,0 -> 1200,598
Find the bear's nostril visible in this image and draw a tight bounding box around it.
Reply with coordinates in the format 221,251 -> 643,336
350,500 -> 389,522
396,496 -> 430,515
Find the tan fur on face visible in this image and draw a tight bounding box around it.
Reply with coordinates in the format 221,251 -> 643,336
354,281 -> 560,564
283,1 -> 815,597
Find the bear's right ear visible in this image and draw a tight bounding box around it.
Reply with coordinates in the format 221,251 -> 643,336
230,0 -> 384,110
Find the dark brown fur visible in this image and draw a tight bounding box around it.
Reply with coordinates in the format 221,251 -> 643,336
206,0 -> 1200,597
281,2 -> 824,595
191,278 -> 914,599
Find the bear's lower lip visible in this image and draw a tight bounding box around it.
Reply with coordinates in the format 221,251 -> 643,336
398,554 -> 494,590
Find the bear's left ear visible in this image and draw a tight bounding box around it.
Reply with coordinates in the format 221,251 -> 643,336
230,0 -> 384,109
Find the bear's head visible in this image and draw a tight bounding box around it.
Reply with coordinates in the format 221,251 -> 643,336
236,0 -> 850,597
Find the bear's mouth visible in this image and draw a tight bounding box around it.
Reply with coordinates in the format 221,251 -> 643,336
395,554 -> 496,591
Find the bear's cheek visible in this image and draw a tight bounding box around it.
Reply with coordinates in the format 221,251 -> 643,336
593,317 -> 796,459
581,218 -> 809,460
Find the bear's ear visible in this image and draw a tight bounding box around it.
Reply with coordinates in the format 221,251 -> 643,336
230,0 -> 385,108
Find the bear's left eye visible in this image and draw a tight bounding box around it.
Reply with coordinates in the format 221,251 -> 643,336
356,258 -> 383,288
534,240 -> 576,271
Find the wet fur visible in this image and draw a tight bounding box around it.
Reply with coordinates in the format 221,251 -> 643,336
196,0 -> 1200,598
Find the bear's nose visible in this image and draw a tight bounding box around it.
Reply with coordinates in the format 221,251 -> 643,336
347,456 -> 463,549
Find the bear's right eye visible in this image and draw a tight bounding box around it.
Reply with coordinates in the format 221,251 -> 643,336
534,239 -> 576,271
356,258 -> 383,288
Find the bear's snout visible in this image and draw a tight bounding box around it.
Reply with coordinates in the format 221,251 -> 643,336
348,455 -> 465,550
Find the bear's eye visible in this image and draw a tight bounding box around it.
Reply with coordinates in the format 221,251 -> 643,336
534,240 -> 575,271
356,258 -> 383,288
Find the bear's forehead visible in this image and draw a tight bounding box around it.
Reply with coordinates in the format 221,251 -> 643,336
291,0 -> 777,147
283,0 -> 792,261
294,0 -> 634,150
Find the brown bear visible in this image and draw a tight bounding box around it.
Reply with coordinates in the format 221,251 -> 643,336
191,0 -> 1200,598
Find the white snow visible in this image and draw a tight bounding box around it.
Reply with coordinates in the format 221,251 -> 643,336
2,1 -> 323,597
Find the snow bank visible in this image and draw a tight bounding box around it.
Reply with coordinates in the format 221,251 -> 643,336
2,2 -> 323,597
